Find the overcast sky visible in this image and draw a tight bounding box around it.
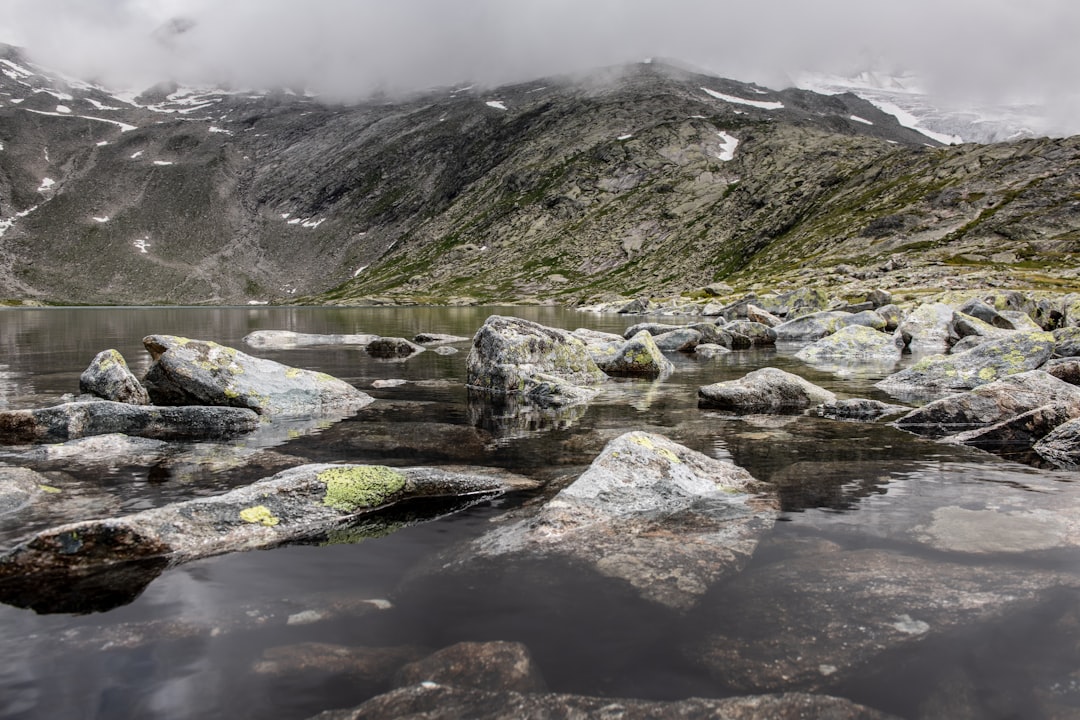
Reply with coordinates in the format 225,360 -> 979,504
6,0 -> 1080,129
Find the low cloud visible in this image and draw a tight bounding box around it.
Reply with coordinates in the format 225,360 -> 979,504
8,0 -> 1080,133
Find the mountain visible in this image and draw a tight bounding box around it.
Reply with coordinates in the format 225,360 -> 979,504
1,45 -> 1078,306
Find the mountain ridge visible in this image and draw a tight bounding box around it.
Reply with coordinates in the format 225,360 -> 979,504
1,45 -> 1077,306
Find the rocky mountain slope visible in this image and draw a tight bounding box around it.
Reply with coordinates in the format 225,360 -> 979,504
1,45 -> 1078,306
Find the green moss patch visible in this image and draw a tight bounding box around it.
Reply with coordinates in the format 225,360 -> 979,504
320,465 -> 407,512
239,505 -> 280,526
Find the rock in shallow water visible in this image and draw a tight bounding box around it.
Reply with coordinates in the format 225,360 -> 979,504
0,401 -> 260,444
466,315 -> 607,407
447,431 -> 777,610
142,335 -> 374,417
79,349 -> 149,405
698,367 -> 836,413
242,331 -> 379,349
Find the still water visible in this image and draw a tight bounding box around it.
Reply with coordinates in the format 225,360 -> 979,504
0,306 -> 1078,719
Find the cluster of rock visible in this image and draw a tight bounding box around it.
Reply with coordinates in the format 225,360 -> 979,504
243,330 -> 469,358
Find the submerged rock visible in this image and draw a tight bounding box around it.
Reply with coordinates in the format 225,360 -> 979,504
875,331 -> 1055,393
366,337 -> 426,359
456,431 -> 777,610
0,463 -> 537,612
688,549 -> 1080,693
242,331 -> 379,349
310,684 -> 897,720
0,467 -> 49,515
893,371 -> 1080,438
413,332 -> 470,345
816,398 -> 910,422
698,367 -> 837,413
79,350 -> 149,405
466,316 -> 607,407
794,325 -> 900,363
253,642 -> 426,683
394,641 -> 547,693
0,401 -> 259,444
142,335 -> 374,417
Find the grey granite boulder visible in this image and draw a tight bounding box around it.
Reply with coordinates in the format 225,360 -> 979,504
876,331 -> 1055,393
394,641 -> 547,694
593,331 -> 674,377
79,350 -> 150,405
958,298 -> 1015,329
1053,327 -> 1080,357
0,401 -> 260,444
622,322 -> 685,338
893,371 -> 1080,438
1034,418 -> 1080,467
142,335 -> 374,417
651,327 -> 702,352
795,325 -> 901,363
897,302 -> 957,353
243,331 -> 378,349
725,320 -> 777,346
773,311 -> 854,342
698,367 -> 836,413
951,312 -> 1015,342
943,403 -> 1080,454
466,316 -> 607,407
459,431 -> 777,610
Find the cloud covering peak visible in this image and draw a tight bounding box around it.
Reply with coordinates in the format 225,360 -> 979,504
8,0 -> 1080,133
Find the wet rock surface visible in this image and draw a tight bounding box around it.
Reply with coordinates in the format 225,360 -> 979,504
310,684 -> 898,720
78,350 -> 150,405
0,467 -> 48,515
447,431 -> 777,610
0,401 -> 260,444
698,367 -> 837,413
466,315 -> 607,407
365,337 -> 426,359
243,331 -> 379,349
142,335 -> 374,417
394,641 -> 547,693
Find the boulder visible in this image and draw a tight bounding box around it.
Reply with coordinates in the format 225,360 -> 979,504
773,311 -> 855,342
1034,418 -> 1080,467
794,325 -> 901,363
0,401 -> 260,444
948,335 -> 986,354
958,298 -> 1014,329
694,343 -> 732,359
1063,293 -> 1080,328
724,320 -> 777,346
0,464 -> 537,606
876,331 -> 1055,393
651,327 -> 702,352
698,367 -> 836,413
1053,327 -> 1080,357
1045,358 -> 1080,385
142,335 -> 374,417
242,331 -> 378,349
943,403 -> 1080,454
79,350 -> 149,405
413,332 -> 470,345
458,432 -> 777,610
844,310 -> 888,331
951,312 -> 1015,341
746,304 -> 782,327
866,288 -> 893,308
622,322 -> 685,339
465,316 -> 606,407
616,297 -> 650,314
254,643 -> 426,683
688,322 -> 734,346
0,467 -> 48,515
756,287 -> 830,318
876,304 -> 902,332
594,331 -> 674,377
366,337 -> 426,359
984,290 -> 1034,316
893,371 -> 1080,438
311,684 -> 898,720
816,398 -> 910,422
394,641 -> 546,693
897,302 -> 958,353
1001,311 -> 1043,332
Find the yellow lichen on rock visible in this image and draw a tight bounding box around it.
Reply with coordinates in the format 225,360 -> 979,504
320,465 -> 407,512
239,505 -> 281,526
630,434 -> 682,464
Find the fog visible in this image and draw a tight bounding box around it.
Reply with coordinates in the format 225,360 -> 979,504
7,0 -> 1080,131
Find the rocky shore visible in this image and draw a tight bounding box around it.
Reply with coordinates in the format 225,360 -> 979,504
3,284 -> 1080,717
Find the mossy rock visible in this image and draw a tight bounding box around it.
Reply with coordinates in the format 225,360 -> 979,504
320,465 -> 407,512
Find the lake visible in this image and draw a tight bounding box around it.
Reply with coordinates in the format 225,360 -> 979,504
0,305 -> 1078,719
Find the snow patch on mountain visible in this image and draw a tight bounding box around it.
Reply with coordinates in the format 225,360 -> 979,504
701,87 -> 784,110
715,131 -> 739,161
485,100 -> 507,110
